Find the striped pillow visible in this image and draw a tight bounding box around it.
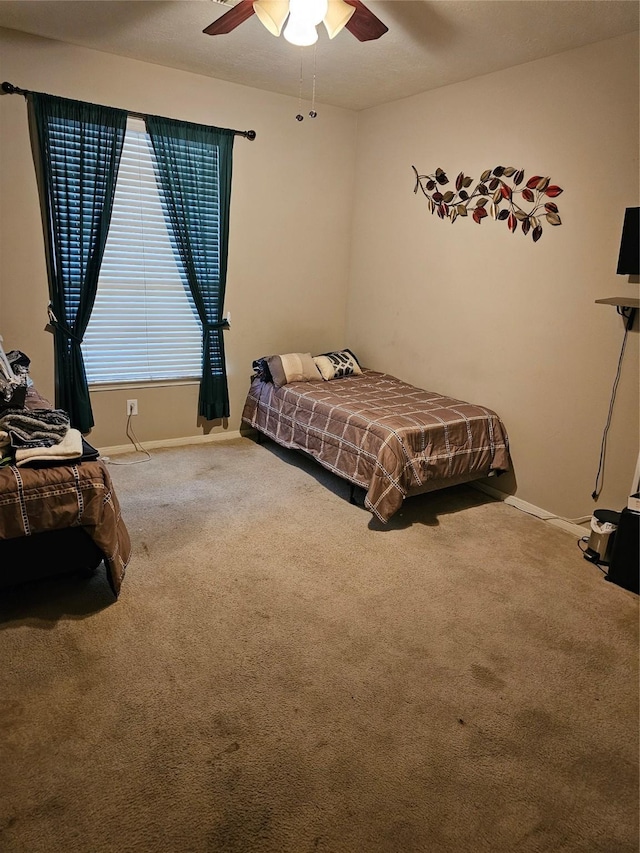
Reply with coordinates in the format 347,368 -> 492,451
313,350 -> 362,381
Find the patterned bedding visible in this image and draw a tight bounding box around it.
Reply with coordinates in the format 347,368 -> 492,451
241,369 -> 511,522
0,385 -> 130,596
0,460 -> 131,596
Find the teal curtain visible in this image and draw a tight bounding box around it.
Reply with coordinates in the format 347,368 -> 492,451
27,92 -> 127,433
145,115 -> 234,421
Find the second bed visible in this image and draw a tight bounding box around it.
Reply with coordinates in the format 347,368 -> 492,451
241,351 -> 511,523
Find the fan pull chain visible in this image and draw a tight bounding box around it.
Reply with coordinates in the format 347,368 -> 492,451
295,45 -> 319,122
309,44 -> 318,118
296,49 -> 304,121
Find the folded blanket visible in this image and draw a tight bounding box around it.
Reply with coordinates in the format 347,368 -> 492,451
0,407 -> 70,448
15,428 -> 83,467
19,437 -> 101,469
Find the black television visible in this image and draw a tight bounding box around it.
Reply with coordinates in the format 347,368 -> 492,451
616,207 -> 640,275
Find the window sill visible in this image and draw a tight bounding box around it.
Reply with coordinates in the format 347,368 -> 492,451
88,378 -> 200,392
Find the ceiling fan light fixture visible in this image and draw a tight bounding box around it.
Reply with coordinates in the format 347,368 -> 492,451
323,0 -> 356,39
203,0 -> 387,42
283,0 -> 328,45
283,16 -> 319,46
253,0 -> 290,37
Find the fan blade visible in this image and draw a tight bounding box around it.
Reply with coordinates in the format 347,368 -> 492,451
343,0 -> 388,41
203,0 -> 256,35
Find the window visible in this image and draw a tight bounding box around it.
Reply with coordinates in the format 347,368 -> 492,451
82,117 -> 202,385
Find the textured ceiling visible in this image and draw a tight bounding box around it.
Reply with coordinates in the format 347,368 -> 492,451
0,0 -> 638,111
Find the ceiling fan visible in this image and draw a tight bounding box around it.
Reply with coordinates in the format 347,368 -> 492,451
203,0 -> 388,45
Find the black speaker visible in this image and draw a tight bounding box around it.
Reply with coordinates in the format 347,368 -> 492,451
616,207 -> 640,275
606,508 -> 639,594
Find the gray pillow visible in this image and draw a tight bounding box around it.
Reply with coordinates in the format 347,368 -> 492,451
265,353 -> 322,388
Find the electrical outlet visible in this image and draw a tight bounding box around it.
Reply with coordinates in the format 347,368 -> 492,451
127,399 -> 138,416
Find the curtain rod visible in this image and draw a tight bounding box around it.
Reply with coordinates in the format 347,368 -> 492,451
1,81 -> 257,140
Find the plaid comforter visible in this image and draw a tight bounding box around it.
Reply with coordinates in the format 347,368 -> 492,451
0,460 -> 131,596
0,385 -> 130,595
241,370 -> 510,522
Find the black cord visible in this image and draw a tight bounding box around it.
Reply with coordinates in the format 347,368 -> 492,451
578,536 -> 607,574
591,323 -> 629,500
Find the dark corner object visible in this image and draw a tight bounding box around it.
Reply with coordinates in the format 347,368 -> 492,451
583,506 -> 639,595
0,81 -> 257,141
605,508 -> 640,595
616,206 -> 639,276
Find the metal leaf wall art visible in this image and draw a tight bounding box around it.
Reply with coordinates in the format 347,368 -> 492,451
412,165 -> 563,242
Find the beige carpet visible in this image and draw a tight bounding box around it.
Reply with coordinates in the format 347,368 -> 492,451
1,436 -> 638,853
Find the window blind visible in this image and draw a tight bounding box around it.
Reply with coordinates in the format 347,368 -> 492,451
82,117 -> 202,384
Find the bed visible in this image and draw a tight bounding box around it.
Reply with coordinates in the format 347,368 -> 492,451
0,385 -> 131,597
241,350 -> 511,523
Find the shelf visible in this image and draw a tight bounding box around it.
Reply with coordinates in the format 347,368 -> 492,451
596,296 -> 638,330
595,296 -> 640,308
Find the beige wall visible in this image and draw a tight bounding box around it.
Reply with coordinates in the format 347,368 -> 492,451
1,27 -> 638,520
348,32 -> 639,520
0,27 -> 357,447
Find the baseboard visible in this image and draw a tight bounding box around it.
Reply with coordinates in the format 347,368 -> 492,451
470,481 -> 588,538
98,429 -> 246,458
